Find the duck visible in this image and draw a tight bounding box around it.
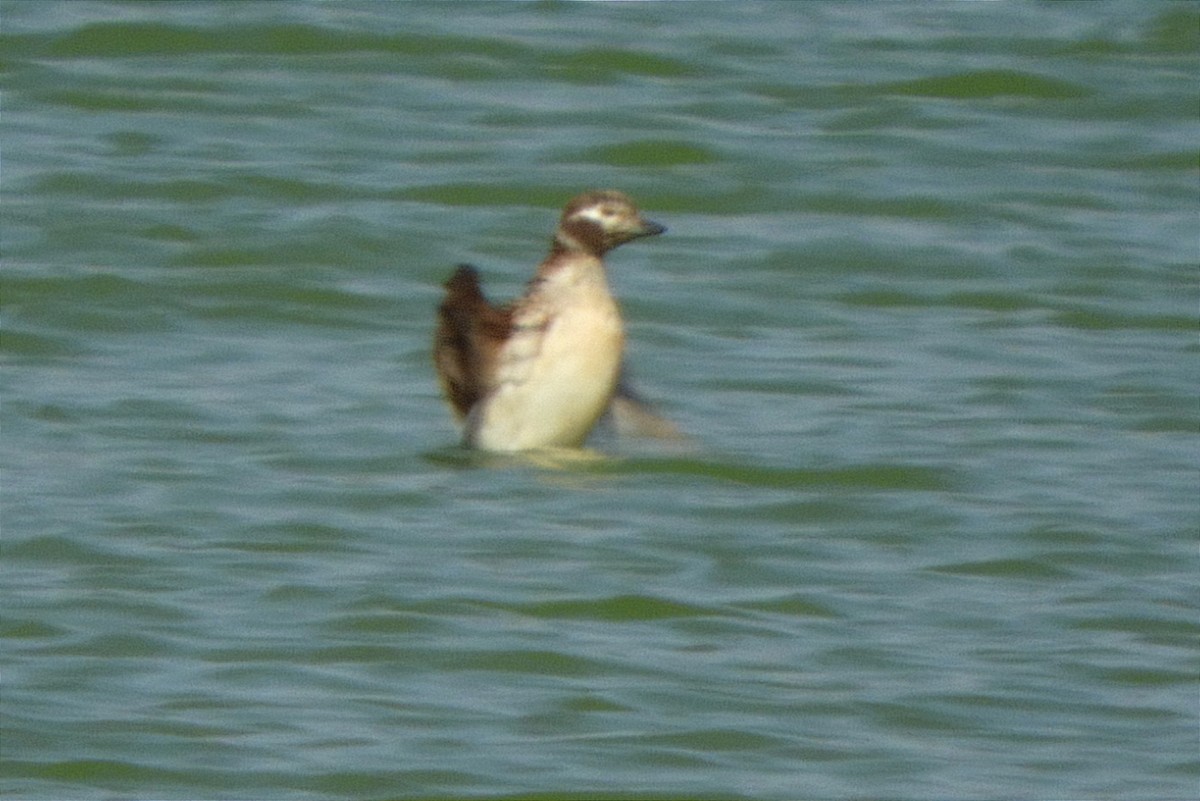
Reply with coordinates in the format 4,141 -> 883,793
434,190 -> 669,452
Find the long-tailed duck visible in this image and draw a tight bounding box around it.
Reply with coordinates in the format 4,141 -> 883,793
434,190 -> 669,451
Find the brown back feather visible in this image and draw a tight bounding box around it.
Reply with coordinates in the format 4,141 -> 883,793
433,265 -> 514,421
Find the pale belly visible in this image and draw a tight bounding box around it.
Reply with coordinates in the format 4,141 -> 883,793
469,304 -> 623,451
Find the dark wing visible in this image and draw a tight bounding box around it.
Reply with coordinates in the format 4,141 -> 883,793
433,265 -> 514,421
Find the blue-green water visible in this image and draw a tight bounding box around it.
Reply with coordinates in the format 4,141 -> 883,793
2,2 -> 1197,799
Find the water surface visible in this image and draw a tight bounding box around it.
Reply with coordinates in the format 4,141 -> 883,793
2,2 -> 1198,799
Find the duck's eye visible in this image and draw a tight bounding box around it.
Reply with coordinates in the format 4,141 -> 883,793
600,206 -> 618,217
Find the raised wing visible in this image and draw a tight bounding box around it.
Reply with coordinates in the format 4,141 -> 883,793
433,265 -> 514,421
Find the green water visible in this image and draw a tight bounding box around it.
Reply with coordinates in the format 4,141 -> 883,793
2,2 -> 1197,799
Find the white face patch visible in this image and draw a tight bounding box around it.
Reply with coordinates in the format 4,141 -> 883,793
572,203 -> 625,231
